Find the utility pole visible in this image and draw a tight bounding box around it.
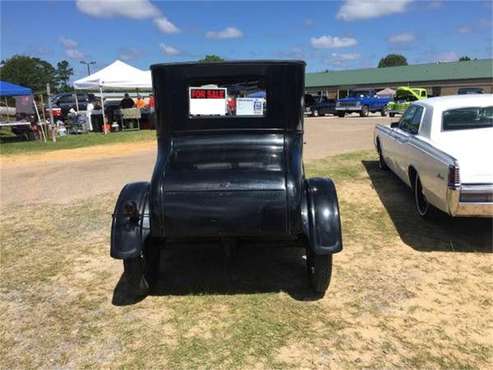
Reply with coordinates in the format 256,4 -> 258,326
80,60 -> 96,76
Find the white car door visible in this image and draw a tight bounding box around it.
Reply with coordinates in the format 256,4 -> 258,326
390,105 -> 422,182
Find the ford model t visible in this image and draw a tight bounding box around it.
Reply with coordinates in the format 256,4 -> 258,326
111,61 -> 342,296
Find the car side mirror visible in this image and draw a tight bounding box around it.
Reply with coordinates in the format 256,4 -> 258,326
390,122 -> 399,128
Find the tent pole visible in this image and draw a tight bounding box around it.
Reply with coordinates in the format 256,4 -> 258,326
99,86 -> 106,135
33,97 -> 47,143
46,83 -> 56,142
74,92 -> 79,112
4,97 -> 10,122
39,94 -> 48,140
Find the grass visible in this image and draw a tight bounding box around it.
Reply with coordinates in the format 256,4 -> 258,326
0,129 -> 155,156
1,150 -> 492,369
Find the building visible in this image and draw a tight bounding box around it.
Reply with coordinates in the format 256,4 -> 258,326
305,59 -> 493,98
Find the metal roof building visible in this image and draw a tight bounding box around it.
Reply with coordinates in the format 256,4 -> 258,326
305,59 -> 493,98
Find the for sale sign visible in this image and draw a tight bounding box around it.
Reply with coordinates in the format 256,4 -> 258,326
189,87 -> 227,116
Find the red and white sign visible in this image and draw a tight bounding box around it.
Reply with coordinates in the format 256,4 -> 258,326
189,87 -> 227,116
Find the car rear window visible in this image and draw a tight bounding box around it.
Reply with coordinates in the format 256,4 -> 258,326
188,79 -> 266,118
442,106 -> 493,131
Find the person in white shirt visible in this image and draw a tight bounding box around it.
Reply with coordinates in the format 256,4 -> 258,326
86,101 -> 94,131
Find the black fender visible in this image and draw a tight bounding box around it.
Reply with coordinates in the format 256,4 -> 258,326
303,178 -> 343,255
110,182 -> 151,259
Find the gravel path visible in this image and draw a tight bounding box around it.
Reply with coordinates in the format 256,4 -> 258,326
1,115 -> 393,205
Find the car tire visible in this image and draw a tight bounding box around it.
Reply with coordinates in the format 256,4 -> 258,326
377,141 -> 388,170
307,249 -> 333,295
414,174 -> 431,218
312,109 -> 319,117
337,112 -> 345,118
360,105 -> 369,117
122,238 -> 160,295
389,112 -> 395,118
381,107 -> 388,116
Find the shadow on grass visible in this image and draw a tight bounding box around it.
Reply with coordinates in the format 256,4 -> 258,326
112,243 -> 325,305
0,130 -> 26,144
363,160 -> 493,253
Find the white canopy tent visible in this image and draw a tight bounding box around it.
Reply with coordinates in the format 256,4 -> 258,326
376,87 -> 396,97
73,60 -> 151,90
73,60 -> 151,132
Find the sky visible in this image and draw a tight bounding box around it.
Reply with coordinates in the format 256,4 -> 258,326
1,0 -> 492,80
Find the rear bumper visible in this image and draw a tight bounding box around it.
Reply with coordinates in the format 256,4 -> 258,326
447,184 -> 493,217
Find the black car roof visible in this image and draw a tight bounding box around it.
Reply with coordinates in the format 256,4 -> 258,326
151,60 -> 305,134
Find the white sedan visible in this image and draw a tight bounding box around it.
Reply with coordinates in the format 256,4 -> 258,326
374,94 -> 493,218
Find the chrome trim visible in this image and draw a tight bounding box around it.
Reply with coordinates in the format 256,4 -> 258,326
447,186 -> 493,217
461,184 -> 493,193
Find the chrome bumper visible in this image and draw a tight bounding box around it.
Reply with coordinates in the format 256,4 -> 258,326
447,184 -> 493,217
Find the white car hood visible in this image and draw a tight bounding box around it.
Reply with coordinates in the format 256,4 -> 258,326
432,128 -> 493,184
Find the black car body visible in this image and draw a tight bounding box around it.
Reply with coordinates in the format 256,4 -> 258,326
111,61 -> 343,296
305,95 -> 336,117
51,93 -> 96,116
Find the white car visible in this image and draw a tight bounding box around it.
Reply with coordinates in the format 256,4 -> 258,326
374,94 -> 493,218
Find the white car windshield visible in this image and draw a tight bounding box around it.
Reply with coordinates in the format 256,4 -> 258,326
442,106 -> 493,131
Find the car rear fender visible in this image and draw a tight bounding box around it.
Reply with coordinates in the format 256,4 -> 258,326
110,182 -> 151,259
303,178 -> 343,255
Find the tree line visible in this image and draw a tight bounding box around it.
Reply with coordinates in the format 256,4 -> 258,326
0,55 -> 74,94
0,54 -> 226,95
0,53 -> 476,93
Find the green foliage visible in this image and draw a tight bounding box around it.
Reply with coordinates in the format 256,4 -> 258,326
0,55 -> 57,93
199,55 -> 225,63
459,56 -> 471,61
55,60 -> 74,92
377,54 -> 408,68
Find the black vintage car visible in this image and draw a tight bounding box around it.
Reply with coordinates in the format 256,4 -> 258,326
111,61 -> 342,296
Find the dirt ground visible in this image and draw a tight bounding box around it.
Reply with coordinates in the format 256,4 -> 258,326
0,116 -> 392,206
1,150 -> 491,369
1,116 -> 492,368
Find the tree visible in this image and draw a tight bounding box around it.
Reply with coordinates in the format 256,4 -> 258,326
458,56 -> 471,62
0,55 -> 56,93
378,54 -> 408,68
55,60 -> 74,92
199,55 -> 225,63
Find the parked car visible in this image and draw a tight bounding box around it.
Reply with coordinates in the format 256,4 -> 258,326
51,92 -> 96,116
111,61 -> 343,296
387,87 -> 427,117
458,87 -> 484,95
336,89 -> 391,117
304,95 -> 336,117
374,94 -> 493,218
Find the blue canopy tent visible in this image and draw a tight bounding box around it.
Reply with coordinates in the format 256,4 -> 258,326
0,81 -> 32,97
0,81 -> 45,142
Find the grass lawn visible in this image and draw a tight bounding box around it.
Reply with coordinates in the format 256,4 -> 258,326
0,129 -> 155,156
1,151 -> 492,368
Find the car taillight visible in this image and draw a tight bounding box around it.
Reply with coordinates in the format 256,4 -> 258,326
448,164 -> 460,189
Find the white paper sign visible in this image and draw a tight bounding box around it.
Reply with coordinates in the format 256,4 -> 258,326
236,98 -> 264,116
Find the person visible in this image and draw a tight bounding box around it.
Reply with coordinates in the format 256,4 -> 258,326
147,94 -> 155,109
85,100 -> 94,131
135,95 -> 145,110
120,93 -> 135,109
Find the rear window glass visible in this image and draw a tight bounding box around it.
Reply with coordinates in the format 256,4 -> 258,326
442,106 -> 493,131
189,79 -> 266,118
